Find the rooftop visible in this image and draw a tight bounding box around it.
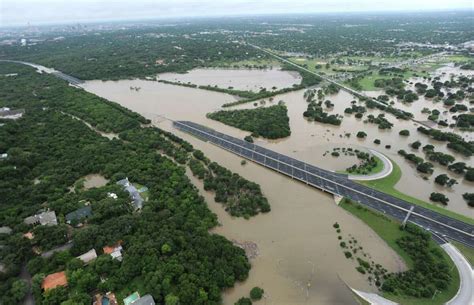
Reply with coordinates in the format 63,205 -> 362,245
131,295 -> 155,305
42,271 -> 68,291
65,206 -> 92,224
24,211 -> 57,226
117,178 -> 144,210
0,226 -> 12,234
76,248 -> 97,264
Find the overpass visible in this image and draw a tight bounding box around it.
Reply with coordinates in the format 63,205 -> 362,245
173,120 -> 474,248
0,60 -> 84,85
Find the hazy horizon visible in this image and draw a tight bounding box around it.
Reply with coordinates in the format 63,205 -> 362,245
0,0 -> 472,27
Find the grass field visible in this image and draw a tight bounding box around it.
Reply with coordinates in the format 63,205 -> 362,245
451,240 -> 474,268
340,199 -> 460,305
288,57 -> 370,75
340,155 -> 385,176
350,69 -> 430,91
358,159 -> 474,225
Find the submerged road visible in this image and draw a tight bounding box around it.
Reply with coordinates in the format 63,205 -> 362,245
174,121 -> 474,248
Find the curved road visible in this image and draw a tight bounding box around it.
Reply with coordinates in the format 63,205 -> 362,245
348,149 -> 393,181
352,243 -> 473,305
444,243 -> 474,305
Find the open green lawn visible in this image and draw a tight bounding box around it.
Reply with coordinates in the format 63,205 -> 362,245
339,155 -> 385,176
349,69 -> 429,91
358,160 -> 474,225
451,240 -> 474,268
340,199 -> 460,305
288,57 -> 370,75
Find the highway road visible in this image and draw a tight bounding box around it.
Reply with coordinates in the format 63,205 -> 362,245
0,60 -> 84,85
173,120 -> 474,248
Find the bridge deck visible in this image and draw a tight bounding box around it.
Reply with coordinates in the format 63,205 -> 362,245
174,120 -> 474,248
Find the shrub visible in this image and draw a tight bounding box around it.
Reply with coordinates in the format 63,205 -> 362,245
235,297 -> 252,305
250,287 -> 264,300
356,131 -> 367,139
430,192 -> 449,205
399,129 -> 410,136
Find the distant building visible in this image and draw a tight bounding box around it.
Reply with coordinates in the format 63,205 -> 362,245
24,211 -> 57,226
116,177 -> 144,210
124,292 -> 155,305
42,271 -> 68,291
76,248 -> 97,264
0,226 -> 12,234
20,38 -> 27,46
0,107 -> 24,119
23,232 -> 34,240
103,242 -> 123,261
65,206 -> 92,225
131,295 -> 155,305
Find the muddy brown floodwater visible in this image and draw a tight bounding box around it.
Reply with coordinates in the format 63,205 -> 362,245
82,65 -> 473,303
82,174 -> 109,189
82,78 -> 408,305
158,68 -> 302,92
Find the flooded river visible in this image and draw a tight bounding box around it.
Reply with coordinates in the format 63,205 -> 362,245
158,68 -> 302,92
81,67 -> 471,304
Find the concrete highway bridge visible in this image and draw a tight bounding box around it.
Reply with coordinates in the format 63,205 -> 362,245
174,120 -> 474,248
0,60 -> 84,86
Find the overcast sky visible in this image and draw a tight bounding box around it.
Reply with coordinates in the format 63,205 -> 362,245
0,0 -> 472,27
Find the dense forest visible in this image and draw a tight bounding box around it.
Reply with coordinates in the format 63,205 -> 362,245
0,62 -> 271,305
207,104 -> 291,139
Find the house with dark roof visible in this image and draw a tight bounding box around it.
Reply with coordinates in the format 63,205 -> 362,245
65,206 -> 92,225
116,177 -> 144,210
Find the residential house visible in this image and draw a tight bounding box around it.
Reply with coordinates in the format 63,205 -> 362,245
41,271 -> 68,291
93,292 -> 118,305
124,292 -> 155,305
0,107 -> 25,119
65,206 -> 92,225
116,177 -> 144,210
131,295 -> 155,305
24,211 -> 57,226
76,249 -> 97,264
103,242 -> 123,261
0,226 -> 12,234
23,232 -> 34,240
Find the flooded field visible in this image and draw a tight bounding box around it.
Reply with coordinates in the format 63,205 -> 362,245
81,65 -> 472,303
82,174 -> 109,189
158,67 -> 302,92
82,79 -> 407,305
364,65 -> 474,141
